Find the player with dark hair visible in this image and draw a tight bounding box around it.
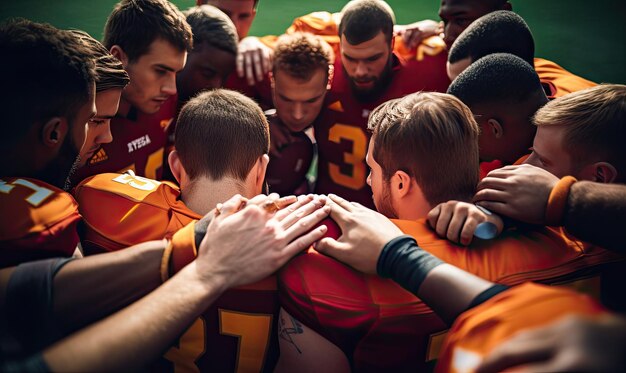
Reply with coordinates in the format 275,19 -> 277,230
0,19 -> 97,267
69,30 -> 130,171
177,5 -> 238,103
311,0 -> 449,208
75,0 -> 193,182
443,9 -> 595,98
265,32 -> 334,195
447,10 -> 534,71
74,89 -> 318,371
276,92 -> 620,371
447,53 -> 548,172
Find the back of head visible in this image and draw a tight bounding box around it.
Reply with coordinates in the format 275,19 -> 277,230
273,32 -> 335,82
448,10 -> 535,67
69,30 -> 130,92
339,0 -> 395,45
175,89 -> 270,181
448,53 -> 543,107
185,5 -> 237,55
368,92 -> 480,205
104,0 -> 193,62
533,84 -> 626,182
0,19 -> 96,148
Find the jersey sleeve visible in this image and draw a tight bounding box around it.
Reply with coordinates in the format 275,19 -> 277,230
73,172 -> 200,254
436,283 -> 608,373
287,11 -> 342,58
534,57 -> 596,98
0,178 -> 80,268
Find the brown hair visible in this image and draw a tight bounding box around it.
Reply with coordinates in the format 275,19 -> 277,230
533,84 -> 626,181
0,19 -> 96,147
273,32 -> 334,82
175,89 -> 269,181
368,92 -> 480,205
104,0 -> 193,62
339,0 -> 395,45
69,30 -> 130,92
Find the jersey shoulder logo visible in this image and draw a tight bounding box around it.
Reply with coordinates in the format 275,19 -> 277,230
89,148 -> 108,165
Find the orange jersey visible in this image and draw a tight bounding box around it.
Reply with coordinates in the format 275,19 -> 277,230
535,57 -> 596,99
73,172 -> 200,254
279,218 -> 622,371
0,177 -> 80,268
74,172 -> 281,372
436,282 -> 609,373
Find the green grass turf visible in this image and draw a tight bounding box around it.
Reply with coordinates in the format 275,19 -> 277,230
1,0 -> 624,83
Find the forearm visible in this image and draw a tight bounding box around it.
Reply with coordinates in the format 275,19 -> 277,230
378,236 -> 495,324
53,240 -> 165,333
44,260 -> 228,372
564,181 -> 626,252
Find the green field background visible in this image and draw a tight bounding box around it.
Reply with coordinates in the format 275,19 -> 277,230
1,0 -> 624,84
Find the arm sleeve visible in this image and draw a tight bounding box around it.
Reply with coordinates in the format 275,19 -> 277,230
1,353 -> 49,373
6,258 -> 74,352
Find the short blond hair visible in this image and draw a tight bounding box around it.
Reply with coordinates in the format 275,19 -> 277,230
533,84 -> 626,181
368,92 -> 480,205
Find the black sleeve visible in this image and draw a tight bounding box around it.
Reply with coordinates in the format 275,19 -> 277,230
6,258 -> 74,352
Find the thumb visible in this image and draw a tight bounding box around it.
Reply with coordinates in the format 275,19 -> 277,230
314,237 -> 345,260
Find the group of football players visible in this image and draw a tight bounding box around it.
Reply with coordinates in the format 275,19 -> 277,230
1,0 -> 625,371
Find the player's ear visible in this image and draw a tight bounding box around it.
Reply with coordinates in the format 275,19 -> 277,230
487,118 -> 504,139
326,64 -> 334,90
256,154 -> 270,189
168,149 -> 184,184
392,170 -> 412,199
580,161 -> 617,183
110,45 -> 129,67
41,117 -> 68,148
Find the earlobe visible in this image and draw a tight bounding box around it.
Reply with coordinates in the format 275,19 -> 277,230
110,45 -> 128,67
487,118 -> 504,139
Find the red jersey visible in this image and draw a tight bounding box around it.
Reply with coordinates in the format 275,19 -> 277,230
73,96 -> 178,183
265,113 -> 314,196
314,50 -> 449,207
73,172 -> 280,372
436,282 -> 609,373
278,218 -> 622,372
535,57 -> 596,99
0,177 -> 80,268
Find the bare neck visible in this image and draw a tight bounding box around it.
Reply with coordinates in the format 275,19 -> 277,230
180,176 -> 247,216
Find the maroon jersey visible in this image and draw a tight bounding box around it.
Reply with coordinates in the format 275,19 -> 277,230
265,113 -> 314,195
155,278 -> 280,373
314,51 -> 449,207
74,96 -> 177,183
0,177 -> 80,268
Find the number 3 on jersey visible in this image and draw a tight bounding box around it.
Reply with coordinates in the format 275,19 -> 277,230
328,123 -> 367,190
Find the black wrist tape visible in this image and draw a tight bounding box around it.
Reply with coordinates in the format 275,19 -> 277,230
376,235 -> 443,295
